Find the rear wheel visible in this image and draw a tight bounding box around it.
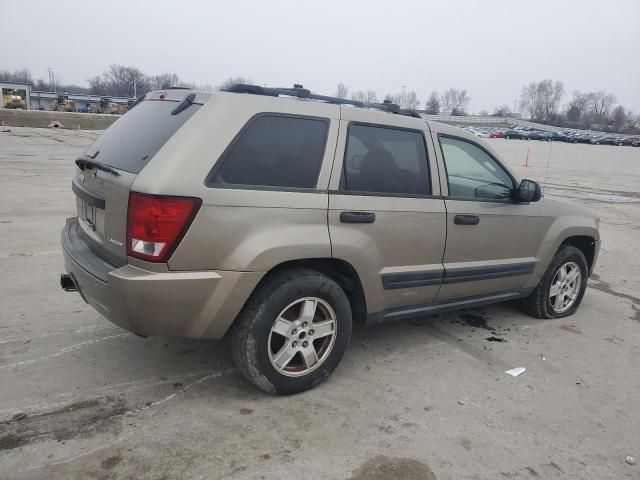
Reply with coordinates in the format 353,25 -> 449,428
230,268 -> 352,395
521,246 -> 588,319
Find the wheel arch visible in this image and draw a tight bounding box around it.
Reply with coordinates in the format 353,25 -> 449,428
560,235 -> 598,275
250,258 -> 368,324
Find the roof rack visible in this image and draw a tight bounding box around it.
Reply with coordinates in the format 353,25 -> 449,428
222,83 -> 423,119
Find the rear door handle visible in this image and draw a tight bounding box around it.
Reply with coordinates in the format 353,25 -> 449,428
454,214 -> 480,225
340,211 -> 376,224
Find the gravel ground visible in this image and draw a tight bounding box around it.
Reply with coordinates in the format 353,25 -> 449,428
0,127 -> 638,480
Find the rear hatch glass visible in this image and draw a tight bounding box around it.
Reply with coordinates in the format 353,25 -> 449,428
84,99 -> 201,174
75,98 -> 201,265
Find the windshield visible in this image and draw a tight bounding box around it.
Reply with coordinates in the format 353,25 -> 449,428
84,100 -> 201,174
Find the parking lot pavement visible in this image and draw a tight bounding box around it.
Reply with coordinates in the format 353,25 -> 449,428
1,128 -> 639,480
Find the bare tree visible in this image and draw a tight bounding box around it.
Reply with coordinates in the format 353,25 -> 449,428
492,104 -> 512,117
404,90 -> 420,109
88,75 -> 109,95
568,91 -> 590,116
441,88 -> 470,115
335,83 -> 348,99
542,80 -> 564,119
611,105 -> 626,130
588,90 -> 616,120
382,90 -> 419,109
216,77 -> 252,90
150,73 -> 180,90
519,80 -> 564,121
351,90 -> 378,104
102,64 -> 149,97
0,68 -> 33,83
424,91 -> 440,114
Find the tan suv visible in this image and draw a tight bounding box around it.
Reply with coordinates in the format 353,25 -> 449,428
61,84 -> 600,394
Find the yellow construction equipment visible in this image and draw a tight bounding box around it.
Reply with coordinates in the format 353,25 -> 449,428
92,97 -> 128,114
2,89 -> 27,109
54,95 -> 75,112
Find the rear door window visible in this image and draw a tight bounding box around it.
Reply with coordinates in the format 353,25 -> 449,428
342,124 -> 430,196
208,115 -> 328,189
84,100 -> 201,174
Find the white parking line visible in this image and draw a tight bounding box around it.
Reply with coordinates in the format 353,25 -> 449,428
0,333 -> 131,370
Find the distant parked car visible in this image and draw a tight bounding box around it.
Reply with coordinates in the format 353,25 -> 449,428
540,132 -> 566,142
489,130 -> 505,138
590,136 -> 618,145
475,129 -> 491,138
565,133 -> 592,144
616,137 -> 640,146
523,131 -> 544,140
504,129 -> 524,139
632,140 -> 640,147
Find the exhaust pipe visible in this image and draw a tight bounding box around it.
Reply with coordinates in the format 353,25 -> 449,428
60,273 -> 78,292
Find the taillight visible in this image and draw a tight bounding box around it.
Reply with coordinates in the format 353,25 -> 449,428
127,192 -> 201,262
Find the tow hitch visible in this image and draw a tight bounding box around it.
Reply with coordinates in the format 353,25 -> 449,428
60,273 -> 78,292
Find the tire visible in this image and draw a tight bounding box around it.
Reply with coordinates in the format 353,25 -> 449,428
521,245 -> 589,319
230,268 -> 352,395
506,135 -> 511,139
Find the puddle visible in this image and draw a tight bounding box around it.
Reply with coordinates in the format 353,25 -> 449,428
347,455 -> 436,480
458,312 -> 492,330
545,188 -> 640,204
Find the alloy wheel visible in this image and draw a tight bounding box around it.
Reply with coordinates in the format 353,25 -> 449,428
267,297 -> 337,377
549,262 -> 582,313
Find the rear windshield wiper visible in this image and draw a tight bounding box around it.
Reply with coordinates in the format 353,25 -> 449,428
171,93 -> 196,115
75,156 -> 120,176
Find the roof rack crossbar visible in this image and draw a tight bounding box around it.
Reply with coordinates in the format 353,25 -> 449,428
222,84 -> 422,119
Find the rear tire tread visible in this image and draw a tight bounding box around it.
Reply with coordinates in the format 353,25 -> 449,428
230,268 -> 352,395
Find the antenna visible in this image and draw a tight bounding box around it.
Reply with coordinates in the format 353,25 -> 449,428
542,139 -> 554,190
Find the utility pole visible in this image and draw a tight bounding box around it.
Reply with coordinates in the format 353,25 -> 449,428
133,79 -> 137,98
513,99 -> 517,117
402,85 -> 406,108
48,68 -> 56,92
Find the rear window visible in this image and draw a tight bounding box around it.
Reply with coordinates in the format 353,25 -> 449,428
84,100 -> 201,174
207,115 -> 328,189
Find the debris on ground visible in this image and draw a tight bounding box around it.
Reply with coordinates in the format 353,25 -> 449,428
11,412 -> 27,421
486,336 -> 507,342
48,120 -> 64,129
625,456 -> 636,465
505,367 -> 526,377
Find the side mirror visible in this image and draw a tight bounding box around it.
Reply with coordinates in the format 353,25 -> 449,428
515,179 -> 542,202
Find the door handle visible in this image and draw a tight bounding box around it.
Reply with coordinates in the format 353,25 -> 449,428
454,214 -> 480,225
340,211 -> 376,224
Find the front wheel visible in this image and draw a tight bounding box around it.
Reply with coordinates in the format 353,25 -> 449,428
521,245 -> 588,319
230,268 -> 352,395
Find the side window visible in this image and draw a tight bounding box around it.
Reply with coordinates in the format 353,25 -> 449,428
439,136 -> 514,200
209,115 -> 328,189
343,124 -> 430,196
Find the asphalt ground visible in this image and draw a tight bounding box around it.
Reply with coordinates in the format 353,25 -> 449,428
0,127 -> 638,479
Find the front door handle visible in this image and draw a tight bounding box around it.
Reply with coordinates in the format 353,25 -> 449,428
454,214 -> 480,225
340,211 -> 376,224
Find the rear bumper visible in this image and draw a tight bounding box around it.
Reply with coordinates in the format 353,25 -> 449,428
61,218 -> 263,339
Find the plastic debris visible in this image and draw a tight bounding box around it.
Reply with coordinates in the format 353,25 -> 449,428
625,456 -> 636,465
505,367 -> 526,377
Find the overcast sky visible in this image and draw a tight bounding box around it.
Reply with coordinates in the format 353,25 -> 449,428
3,0 -> 639,112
